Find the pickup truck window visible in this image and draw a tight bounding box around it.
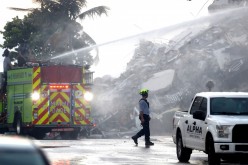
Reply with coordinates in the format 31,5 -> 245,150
210,97 -> 248,115
199,98 -> 207,112
190,97 -> 203,114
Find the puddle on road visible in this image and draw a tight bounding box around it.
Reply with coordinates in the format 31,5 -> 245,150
51,157 -> 87,165
41,145 -> 70,148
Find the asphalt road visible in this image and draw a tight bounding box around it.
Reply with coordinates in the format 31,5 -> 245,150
37,136 -> 247,165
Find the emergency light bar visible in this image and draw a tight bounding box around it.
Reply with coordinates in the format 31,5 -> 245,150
50,85 -> 69,89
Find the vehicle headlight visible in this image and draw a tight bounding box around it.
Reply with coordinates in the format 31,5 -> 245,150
32,92 -> 40,101
84,91 -> 93,101
216,125 -> 231,138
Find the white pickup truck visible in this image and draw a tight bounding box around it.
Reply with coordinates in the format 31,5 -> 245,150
172,92 -> 248,165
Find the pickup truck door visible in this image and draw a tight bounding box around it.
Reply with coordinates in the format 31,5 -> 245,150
197,98 -> 208,150
184,97 -> 207,150
182,97 -> 202,148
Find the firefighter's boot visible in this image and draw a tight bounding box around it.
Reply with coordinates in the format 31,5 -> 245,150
145,141 -> 154,146
132,135 -> 138,145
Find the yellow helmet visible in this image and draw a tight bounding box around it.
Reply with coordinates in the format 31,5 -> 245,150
139,88 -> 149,95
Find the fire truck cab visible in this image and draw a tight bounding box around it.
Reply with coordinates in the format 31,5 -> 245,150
0,63 -> 94,139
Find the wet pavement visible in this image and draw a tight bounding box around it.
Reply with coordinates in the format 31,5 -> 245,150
36,136 -> 247,165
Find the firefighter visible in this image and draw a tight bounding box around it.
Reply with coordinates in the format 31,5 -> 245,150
132,88 -> 154,146
2,49 -> 12,93
17,50 -> 27,67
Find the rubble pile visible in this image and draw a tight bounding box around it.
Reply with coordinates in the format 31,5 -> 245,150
91,2 -> 248,137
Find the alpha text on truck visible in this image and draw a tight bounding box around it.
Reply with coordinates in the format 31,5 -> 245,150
0,63 -> 94,139
172,92 -> 248,164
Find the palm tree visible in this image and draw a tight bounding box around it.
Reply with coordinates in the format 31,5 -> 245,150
9,0 -> 109,65
10,0 -> 109,19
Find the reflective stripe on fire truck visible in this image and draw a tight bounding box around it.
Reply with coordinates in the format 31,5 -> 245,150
32,67 -> 41,92
32,67 -> 50,125
33,85 -> 49,125
49,90 -> 71,123
73,85 -> 91,125
32,67 -> 42,124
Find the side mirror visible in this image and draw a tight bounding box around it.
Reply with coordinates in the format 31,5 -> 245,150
193,110 -> 206,121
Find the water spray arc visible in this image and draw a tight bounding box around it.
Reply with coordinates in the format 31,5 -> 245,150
51,7 -> 248,64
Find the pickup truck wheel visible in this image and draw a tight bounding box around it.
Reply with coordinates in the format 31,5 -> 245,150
207,135 -> 220,165
176,131 -> 192,162
221,155 -> 235,162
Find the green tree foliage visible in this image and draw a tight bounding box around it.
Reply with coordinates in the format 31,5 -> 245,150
1,0 -> 109,65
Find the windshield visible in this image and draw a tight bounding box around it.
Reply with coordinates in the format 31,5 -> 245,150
0,149 -> 47,165
210,97 -> 248,115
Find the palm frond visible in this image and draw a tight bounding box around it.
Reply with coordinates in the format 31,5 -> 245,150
32,0 -> 56,9
32,0 -> 52,4
8,7 -> 35,12
78,6 -> 109,20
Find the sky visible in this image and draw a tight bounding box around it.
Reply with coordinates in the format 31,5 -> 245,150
0,0 -> 214,78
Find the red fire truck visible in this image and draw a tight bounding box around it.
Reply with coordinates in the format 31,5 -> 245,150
0,64 -> 94,139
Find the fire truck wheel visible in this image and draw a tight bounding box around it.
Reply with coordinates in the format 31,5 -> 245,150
60,131 -> 78,140
34,132 -> 46,139
0,128 -> 7,134
70,131 -> 79,140
60,132 -> 69,139
15,118 -> 22,135
30,130 -> 46,140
